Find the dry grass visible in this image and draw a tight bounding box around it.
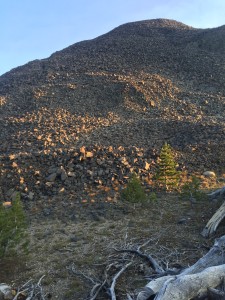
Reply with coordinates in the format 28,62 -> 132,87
1,185 -> 224,299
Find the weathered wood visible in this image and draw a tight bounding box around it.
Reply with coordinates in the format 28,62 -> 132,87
155,264 -> 225,300
113,248 -> 164,274
137,235 -> 225,300
208,186 -> 225,200
0,277 -> 47,300
137,277 -> 172,300
207,285 -> 225,300
0,284 -> 13,300
109,262 -> 132,300
201,186 -> 225,237
201,201 -> 225,237
181,235 -> 225,275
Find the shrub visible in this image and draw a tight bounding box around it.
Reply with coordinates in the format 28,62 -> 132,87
180,175 -> 206,203
0,192 -> 27,257
148,192 -> 158,202
155,143 -> 180,191
121,173 -> 146,203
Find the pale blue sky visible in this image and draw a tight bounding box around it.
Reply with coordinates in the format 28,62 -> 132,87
0,0 -> 224,75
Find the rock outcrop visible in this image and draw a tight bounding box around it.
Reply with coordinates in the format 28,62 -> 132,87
0,19 -> 224,217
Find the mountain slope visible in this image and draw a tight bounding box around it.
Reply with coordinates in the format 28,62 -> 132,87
0,19 -> 225,213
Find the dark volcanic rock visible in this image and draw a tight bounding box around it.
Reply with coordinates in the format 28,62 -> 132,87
0,18 -> 224,215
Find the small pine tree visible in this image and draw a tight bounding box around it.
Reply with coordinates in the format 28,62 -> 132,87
155,143 -> 179,191
121,173 -> 146,203
0,192 -> 27,257
180,175 -> 206,204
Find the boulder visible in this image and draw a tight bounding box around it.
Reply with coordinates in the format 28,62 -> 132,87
0,284 -> 13,300
203,171 -> 216,178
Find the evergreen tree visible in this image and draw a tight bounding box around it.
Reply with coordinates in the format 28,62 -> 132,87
0,192 -> 27,257
155,143 -> 179,191
180,175 -> 206,204
121,173 -> 146,203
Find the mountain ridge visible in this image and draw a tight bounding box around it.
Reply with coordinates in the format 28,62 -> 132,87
0,18 -> 225,212
1,18 -> 225,78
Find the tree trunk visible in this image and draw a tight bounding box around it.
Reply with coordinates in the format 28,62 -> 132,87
137,235 -> 225,300
201,186 -> 225,237
208,186 -> 225,200
155,265 -> 225,300
201,201 -> 225,237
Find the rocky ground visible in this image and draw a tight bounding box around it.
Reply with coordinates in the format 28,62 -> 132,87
0,18 -> 225,299
1,191 -> 225,300
1,20 -> 225,206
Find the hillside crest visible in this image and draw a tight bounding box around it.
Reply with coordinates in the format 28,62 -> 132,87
0,18 -> 225,212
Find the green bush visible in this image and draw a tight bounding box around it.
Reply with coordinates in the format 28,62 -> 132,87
155,143 -> 180,191
0,192 -> 27,257
180,175 -> 206,203
148,192 -> 158,202
121,173 -> 146,203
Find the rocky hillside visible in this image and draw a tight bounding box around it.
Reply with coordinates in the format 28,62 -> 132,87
0,19 -> 225,217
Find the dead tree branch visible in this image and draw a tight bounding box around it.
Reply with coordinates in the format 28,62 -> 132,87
155,264 -> 225,300
138,235 -> 225,300
208,186 -> 225,200
109,262 -> 132,300
207,278 -> 225,300
67,263 -> 106,299
89,280 -> 107,300
0,276 -> 47,300
68,261 -> 132,300
113,247 -> 164,275
200,186 -> 225,237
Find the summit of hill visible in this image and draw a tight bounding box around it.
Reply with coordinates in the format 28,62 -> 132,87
0,18 -> 225,215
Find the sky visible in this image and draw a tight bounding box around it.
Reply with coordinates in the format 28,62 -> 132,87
0,0 -> 225,76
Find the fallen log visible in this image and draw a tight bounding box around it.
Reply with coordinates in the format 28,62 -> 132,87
201,201 -> 225,237
208,186 -> 225,200
155,265 -> 225,300
137,235 -> 225,300
0,284 -> 13,300
207,282 -> 225,300
201,186 -> 225,237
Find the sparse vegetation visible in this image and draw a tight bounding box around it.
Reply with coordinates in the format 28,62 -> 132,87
0,192 -> 27,258
148,192 -> 158,202
180,175 -> 206,203
155,142 -> 180,191
0,17 -> 225,299
121,172 -> 146,203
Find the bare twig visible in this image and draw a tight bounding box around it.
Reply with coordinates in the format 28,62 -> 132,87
37,275 -> 45,300
113,247 -> 164,274
90,283 -> 102,297
127,293 -> 134,300
12,279 -> 33,300
89,280 -> 107,300
68,263 -> 109,299
12,276 -> 46,300
12,288 -> 30,300
109,262 -> 132,300
208,186 -> 225,199
68,263 -> 98,285
137,239 -> 152,251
